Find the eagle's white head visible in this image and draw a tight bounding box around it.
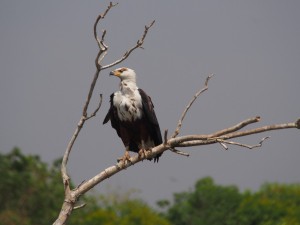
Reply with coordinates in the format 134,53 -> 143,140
109,67 -> 136,83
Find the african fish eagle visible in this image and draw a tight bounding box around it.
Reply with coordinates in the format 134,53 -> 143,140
103,67 -> 163,163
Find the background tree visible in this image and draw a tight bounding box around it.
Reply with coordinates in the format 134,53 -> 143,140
0,148 -> 64,225
70,195 -> 170,225
2,148 -> 300,225
162,177 -> 300,225
0,148 -> 170,225
163,177 -> 242,225
236,183 -> 300,225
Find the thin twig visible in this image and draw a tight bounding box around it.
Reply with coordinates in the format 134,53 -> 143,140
83,3 -> 116,117
95,29 -> 108,66
94,2 -> 118,48
74,203 -> 87,210
220,123 -> 296,139
86,94 -> 103,120
216,136 -> 270,149
164,129 -> 168,145
209,116 -> 261,138
172,74 -> 214,138
218,142 -> 228,150
177,121 -> 297,147
169,148 -> 190,157
98,30 -> 108,64
102,20 -> 155,70
76,180 -> 86,189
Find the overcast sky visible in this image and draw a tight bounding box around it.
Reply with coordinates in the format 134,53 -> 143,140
1,0 -> 300,206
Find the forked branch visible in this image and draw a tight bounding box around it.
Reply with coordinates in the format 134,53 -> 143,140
101,20 -> 155,70
54,2 -> 156,225
172,74 -> 214,138
216,136 -> 270,150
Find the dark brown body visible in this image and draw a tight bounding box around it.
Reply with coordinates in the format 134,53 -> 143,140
103,89 -> 162,162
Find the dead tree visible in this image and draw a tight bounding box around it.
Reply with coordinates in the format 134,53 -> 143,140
53,3 -> 300,225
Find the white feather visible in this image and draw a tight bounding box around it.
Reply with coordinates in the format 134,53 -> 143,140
111,68 -> 144,121
113,91 -> 143,121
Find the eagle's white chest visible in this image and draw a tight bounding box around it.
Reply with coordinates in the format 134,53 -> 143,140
113,89 -> 143,122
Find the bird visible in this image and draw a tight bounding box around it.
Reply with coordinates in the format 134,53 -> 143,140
103,67 -> 163,163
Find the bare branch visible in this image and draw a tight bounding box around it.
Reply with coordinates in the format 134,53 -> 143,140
176,120 -> 298,147
218,142 -> 229,150
209,116 -> 261,137
98,30 -> 108,64
86,94 -> 103,120
60,118 -> 84,189
216,136 -> 270,150
76,180 -> 86,189
93,2 -> 118,48
54,4 -> 157,225
74,203 -> 86,210
220,122 -> 297,139
172,74 -> 214,138
95,29 -> 108,66
55,115 -> 299,225
163,129 -> 168,145
54,4 -> 118,225
71,118 -> 298,196
84,3 -> 118,117
171,116 -> 294,146
169,148 -> 190,157
102,20 -> 156,70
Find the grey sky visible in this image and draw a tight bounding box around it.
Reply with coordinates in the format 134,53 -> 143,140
1,0 -> 299,206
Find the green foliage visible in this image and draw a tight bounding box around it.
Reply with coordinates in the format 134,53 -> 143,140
165,177 -> 242,225
237,183 -> 300,225
69,189 -> 171,225
2,148 -> 300,225
162,177 -> 300,225
0,148 -> 170,225
0,148 -> 64,225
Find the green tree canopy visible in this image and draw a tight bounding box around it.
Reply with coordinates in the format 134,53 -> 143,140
74,198 -> 170,225
162,177 -> 300,225
237,183 -> 300,225
163,177 -> 242,225
0,148 -> 170,225
0,148 -> 64,225
69,188 -> 170,225
2,148 -> 300,225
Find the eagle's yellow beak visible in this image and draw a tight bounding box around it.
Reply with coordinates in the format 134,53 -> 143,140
109,71 -> 121,77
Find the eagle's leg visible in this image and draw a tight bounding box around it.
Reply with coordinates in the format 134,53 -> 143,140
138,140 -> 148,160
117,146 -> 132,164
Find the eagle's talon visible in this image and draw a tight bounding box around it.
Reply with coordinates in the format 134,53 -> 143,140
138,149 -> 147,160
117,150 -> 132,165
139,148 -> 153,160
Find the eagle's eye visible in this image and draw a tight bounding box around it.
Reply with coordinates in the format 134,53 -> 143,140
119,68 -> 127,73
